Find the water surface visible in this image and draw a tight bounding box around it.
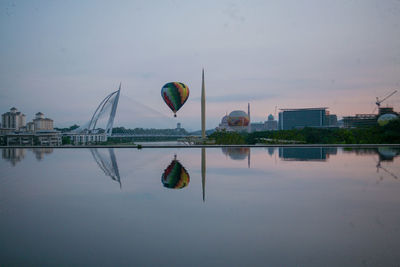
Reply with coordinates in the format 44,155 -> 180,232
1,147 -> 399,266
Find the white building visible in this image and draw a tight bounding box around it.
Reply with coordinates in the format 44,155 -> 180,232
1,107 -> 26,130
33,112 -> 54,131
265,114 -> 278,130
66,132 -> 107,145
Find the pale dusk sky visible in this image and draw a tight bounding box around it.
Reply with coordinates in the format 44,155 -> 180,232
1,0 -> 399,130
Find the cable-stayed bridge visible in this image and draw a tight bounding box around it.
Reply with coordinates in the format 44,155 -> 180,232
65,83 -> 186,144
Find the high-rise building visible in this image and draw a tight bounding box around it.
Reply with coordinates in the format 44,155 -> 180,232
33,112 -> 54,131
278,108 -> 328,130
326,114 -> 338,127
1,107 -> 26,130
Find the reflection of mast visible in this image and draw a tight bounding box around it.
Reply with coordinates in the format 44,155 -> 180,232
90,148 -> 121,188
202,147 -> 206,202
248,148 -> 251,168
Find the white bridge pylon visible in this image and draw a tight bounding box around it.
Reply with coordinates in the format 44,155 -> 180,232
89,83 -> 121,136
75,83 -> 121,137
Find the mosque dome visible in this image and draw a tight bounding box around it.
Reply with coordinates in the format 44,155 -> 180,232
268,114 -> 274,121
227,110 -> 249,127
378,113 -> 398,126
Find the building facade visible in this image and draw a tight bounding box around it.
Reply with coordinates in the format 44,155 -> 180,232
265,114 -> 278,130
33,112 -> 54,131
65,133 -> 108,145
326,114 -> 338,127
278,108 -> 327,130
343,114 -> 377,128
1,107 -> 26,130
250,122 -> 265,132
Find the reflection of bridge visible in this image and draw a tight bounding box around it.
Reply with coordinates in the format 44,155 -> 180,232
90,148 -> 121,188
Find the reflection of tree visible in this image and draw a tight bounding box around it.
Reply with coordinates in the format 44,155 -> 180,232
90,148 -> 121,188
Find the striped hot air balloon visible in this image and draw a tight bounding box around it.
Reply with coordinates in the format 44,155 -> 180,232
161,82 -> 189,117
161,156 -> 190,189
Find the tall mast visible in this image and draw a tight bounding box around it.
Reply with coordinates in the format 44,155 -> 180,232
248,102 -> 251,133
201,69 -> 206,139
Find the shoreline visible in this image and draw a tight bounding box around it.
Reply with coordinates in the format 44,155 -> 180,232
1,144 -> 400,149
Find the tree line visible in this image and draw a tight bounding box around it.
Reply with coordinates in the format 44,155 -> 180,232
209,119 -> 400,145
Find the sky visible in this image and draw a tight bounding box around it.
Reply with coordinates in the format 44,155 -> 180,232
0,0 -> 399,131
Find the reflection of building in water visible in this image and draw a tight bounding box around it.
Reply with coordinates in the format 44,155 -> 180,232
161,155 -> 190,189
343,147 -> 400,162
267,147 -> 275,156
31,148 -> 53,161
377,147 -> 400,162
375,147 -> 399,182
2,148 -> 54,165
90,148 -> 121,187
221,147 -> 251,168
2,148 -> 26,166
343,147 -> 399,182
279,147 -> 337,161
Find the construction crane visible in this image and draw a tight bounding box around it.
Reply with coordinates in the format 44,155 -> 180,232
376,90 -> 397,108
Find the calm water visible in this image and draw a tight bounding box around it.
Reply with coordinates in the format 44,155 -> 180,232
1,146 -> 400,267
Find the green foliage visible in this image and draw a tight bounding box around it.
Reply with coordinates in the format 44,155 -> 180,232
55,124 -> 80,132
98,137 -> 135,145
208,131 -> 246,144
215,119 -> 400,145
62,136 -> 71,145
112,127 -> 189,136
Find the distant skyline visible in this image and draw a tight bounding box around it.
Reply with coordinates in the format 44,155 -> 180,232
1,0 -> 399,131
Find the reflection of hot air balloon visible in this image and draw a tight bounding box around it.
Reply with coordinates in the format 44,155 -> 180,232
161,82 -> 189,117
162,156 -> 190,189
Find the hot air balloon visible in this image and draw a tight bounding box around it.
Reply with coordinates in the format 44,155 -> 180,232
161,155 -> 190,189
161,82 -> 189,117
